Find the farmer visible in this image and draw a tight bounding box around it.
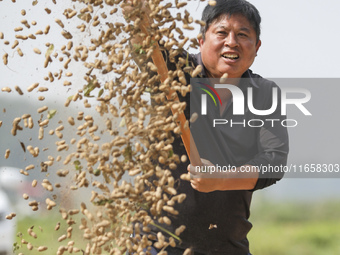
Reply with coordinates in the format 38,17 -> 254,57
125,0 -> 289,254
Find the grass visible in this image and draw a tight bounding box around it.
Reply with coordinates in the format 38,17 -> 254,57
13,201 -> 340,254
248,200 -> 340,255
14,211 -> 88,255
249,219 -> 340,255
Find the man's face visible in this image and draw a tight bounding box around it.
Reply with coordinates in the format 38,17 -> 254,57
199,13 -> 261,79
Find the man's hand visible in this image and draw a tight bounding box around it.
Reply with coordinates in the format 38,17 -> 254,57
187,159 -> 224,193
187,159 -> 260,192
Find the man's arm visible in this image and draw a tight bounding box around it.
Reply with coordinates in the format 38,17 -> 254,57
188,83 -> 289,193
188,160 -> 259,192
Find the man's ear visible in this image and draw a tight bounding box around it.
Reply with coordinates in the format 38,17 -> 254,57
199,38 -> 204,51
256,39 -> 261,53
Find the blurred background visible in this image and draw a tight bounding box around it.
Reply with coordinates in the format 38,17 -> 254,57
1,0 -> 340,254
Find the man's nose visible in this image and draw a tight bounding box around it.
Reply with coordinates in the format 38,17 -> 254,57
224,32 -> 239,48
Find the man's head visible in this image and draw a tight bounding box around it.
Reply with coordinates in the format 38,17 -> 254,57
199,0 -> 262,78
201,0 -> 261,44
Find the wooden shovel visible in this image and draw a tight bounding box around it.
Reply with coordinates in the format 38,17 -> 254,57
138,8 -> 202,167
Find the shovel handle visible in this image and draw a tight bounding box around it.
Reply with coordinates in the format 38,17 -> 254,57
139,9 -> 202,166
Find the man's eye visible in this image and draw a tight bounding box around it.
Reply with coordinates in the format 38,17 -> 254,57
217,31 -> 227,35
238,33 -> 248,37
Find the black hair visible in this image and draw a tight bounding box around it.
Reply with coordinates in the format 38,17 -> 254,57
201,0 -> 261,43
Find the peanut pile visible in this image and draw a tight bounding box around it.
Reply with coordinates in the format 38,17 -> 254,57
0,0 -> 214,254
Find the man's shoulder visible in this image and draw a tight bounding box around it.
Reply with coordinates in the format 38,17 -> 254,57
187,52 -> 201,69
247,69 -> 281,90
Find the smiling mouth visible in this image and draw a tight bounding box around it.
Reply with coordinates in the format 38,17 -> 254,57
221,54 -> 239,60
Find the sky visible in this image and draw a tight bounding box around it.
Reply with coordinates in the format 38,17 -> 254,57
249,0 -> 340,78
1,0 -> 340,202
